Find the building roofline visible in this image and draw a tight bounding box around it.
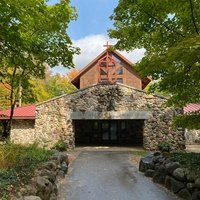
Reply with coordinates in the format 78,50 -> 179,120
71,49 -> 140,85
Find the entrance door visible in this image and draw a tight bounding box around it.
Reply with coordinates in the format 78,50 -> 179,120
102,121 -> 117,143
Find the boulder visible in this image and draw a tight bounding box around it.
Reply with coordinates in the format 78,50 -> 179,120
165,176 -> 185,193
186,169 -> 196,182
195,178 -> 200,189
153,165 -> 166,184
172,168 -> 186,181
51,151 -> 68,165
171,177 -> 185,194
165,162 -> 181,175
177,188 -> 192,200
40,161 -> 57,171
144,169 -> 155,177
187,182 -> 195,192
192,191 -> 200,200
139,153 -> 154,172
61,162 -> 68,174
35,176 -> 53,200
20,185 -> 37,196
38,169 -> 56,183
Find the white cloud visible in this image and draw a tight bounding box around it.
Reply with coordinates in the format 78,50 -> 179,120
51,34 -> 145,74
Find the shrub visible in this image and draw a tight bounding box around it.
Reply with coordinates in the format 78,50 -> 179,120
53,140 -> 67,151
157,140 -> 171,152
0,143 -> 52,198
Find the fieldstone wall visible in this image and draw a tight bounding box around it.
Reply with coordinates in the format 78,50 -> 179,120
35,83 -> 185,150
10,119 -> 35,145
139,152 -> 200,200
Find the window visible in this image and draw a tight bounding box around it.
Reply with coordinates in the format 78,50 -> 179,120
117,67 -> 123,75
116,78 -> 123,83
100,69 -> 107,75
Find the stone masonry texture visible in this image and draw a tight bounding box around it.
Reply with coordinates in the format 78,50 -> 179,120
33,83 -> 185,150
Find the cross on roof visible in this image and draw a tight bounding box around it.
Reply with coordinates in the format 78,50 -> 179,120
103,41 -> 112,50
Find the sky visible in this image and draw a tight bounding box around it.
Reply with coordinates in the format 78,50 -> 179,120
48,0 -> 145,74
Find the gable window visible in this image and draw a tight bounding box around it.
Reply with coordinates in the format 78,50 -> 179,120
116,78 -> 123,83
117,67 -> 123,75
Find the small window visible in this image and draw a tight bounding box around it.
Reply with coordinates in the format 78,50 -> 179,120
116,78 -> 123,83
100,78 -> 108,83
100,69 -> 107,75
117,67 -> 123,75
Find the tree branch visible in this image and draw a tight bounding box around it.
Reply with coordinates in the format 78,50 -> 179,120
137,4 -> 186,38
189,0 -> 199,34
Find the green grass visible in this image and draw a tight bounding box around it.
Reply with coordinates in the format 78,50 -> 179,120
172,152 -> 200,172
132,150 -> 147,157
0,143 -> 52,199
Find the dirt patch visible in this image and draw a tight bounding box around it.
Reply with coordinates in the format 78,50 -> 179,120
130,156 -> 142,169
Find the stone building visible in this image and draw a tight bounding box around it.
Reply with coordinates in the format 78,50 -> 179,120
0,48 -> 186,150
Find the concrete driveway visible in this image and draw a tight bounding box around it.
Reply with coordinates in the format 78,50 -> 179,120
58,151 -> 179,200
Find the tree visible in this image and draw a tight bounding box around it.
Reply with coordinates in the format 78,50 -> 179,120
109,0 -> 200,129
0,0 -> 79,138
44,73 -> 77,98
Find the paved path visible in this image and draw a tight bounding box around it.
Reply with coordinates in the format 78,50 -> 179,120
58,151 -> 178,200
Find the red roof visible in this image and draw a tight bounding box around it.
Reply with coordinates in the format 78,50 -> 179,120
184,103 -> 200,114
0,105 -> 36,119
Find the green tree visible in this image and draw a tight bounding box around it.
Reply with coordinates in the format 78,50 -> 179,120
45,73 -> 77,98
109,0 -> 200,129
0,0 -> 79,138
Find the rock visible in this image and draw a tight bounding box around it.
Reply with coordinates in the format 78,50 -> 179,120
164,176 -> 185,193
153,165 -> 166,184
186,169 -> 196,182
195,178 -> 200,189
38,169 -> 56,183
165,176 -> 172,190
40,161 -> 57,171
144,169 -> 155,177
187,182 -> 195,192
61,162 -> 68,174
51,151 -> 68,165
171,177 -> 185,194
153,151 -> 161,156
165,162 -> 181,175
177,188 -> 192,200
24,196 -> 42,200
20,185 -> 37,196
35,176 -> 53,200
192,191 -> 200,200
172,168 -> 186,181
49,193 -> 57,200
139,153 -> 154,172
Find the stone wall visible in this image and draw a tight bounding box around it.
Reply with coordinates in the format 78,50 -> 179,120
10,119 -> 35,145
35,83 -> 185,150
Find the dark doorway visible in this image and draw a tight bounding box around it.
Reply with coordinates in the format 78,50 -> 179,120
74,120 -> 144,146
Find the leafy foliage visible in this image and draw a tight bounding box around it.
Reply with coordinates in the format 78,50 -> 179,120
109,0 -> 200,128
172,152 -> 200,172
0,143 -> 52,198
0,0 -> 79,137
53,139 -> 67,151
157,140 -> 171,152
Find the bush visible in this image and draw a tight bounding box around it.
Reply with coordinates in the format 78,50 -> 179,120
172,152 -> 200,172
0,143 -> 52,198
157,140 -> 171,152
53,140 -> 67,151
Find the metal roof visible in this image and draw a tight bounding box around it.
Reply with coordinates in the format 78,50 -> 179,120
184,103 -> 200,113
0,104 -> 36,119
